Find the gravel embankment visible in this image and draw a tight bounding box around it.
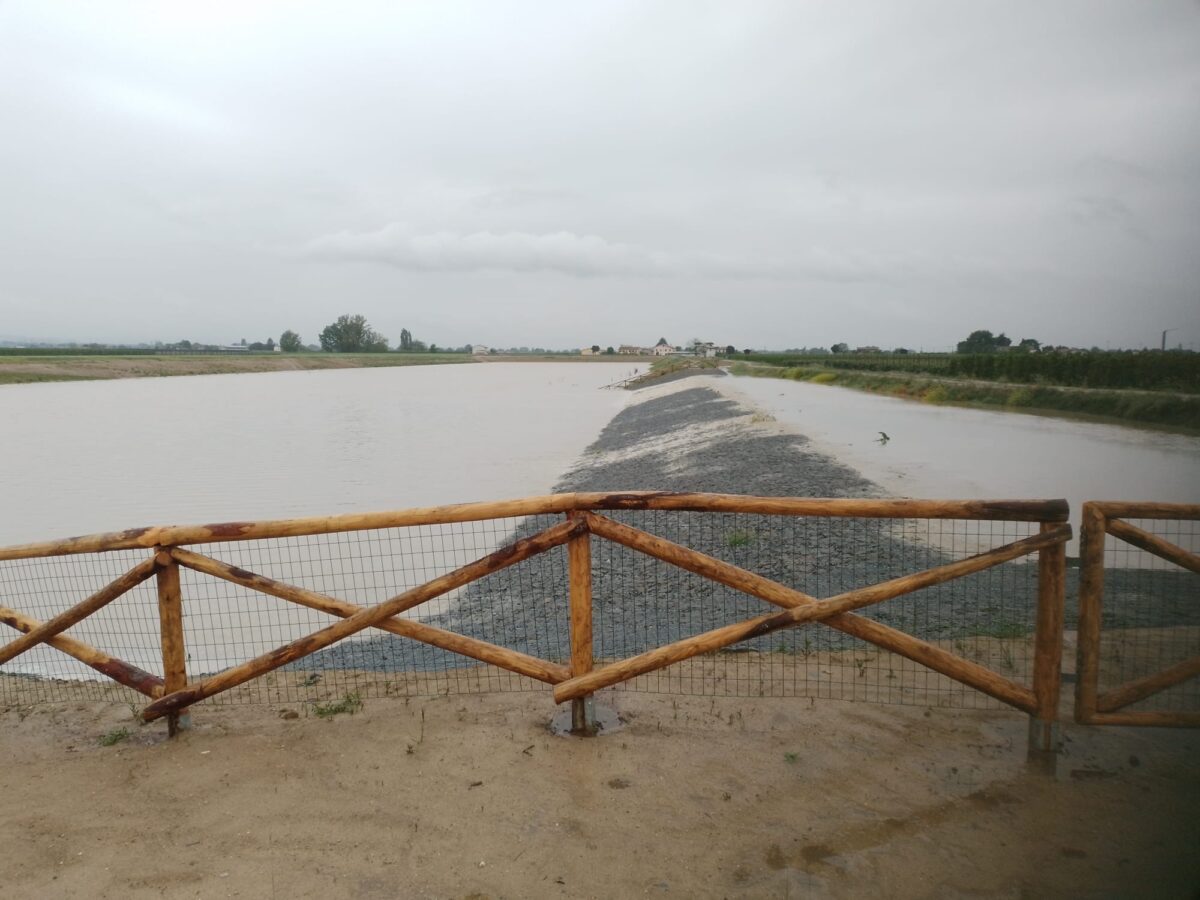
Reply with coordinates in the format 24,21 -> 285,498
304,383 -> 1195,674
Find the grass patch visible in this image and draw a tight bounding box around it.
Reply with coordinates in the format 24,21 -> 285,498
0,372 -> 93,385
99,727 -> 131,746
727,530 -> 754,548
973,622 -> 1027,640
732,362 -> 1200,433
629,357 -> 722,387
313,692 -> 363,719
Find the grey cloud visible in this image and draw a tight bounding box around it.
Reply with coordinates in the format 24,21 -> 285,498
304,223 -> 979,285
1070,196 -> 1146,240
305,224 -> 667,277
1,2 -> 1198,349
470,186 -> 578,210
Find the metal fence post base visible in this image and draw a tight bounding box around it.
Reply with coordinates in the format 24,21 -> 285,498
1026,717 -> 1059,771
571,696 -> 597,736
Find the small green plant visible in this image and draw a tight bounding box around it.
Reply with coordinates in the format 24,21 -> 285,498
998,642 -> 1015,672
314,692 -> 362,719
976,622 -> 1026,640
727,530 -> 753,548
99,727 -> 130,746
784,752 -> 798,764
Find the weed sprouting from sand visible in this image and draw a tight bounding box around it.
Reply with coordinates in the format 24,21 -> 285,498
727,530 -> 753,548
783,752 -> 798,764
998,642 -> 1016,672
974,622 -> 1026,640
99,727 -> 130,746
314,692 -> 362,719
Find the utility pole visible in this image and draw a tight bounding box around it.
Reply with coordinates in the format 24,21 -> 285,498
1161,328 -> 1176,351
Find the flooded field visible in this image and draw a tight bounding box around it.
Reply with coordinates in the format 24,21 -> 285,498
723,375 -> 1200,558
0,362 -> 632,546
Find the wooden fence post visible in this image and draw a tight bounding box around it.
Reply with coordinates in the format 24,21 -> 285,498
1074,504 -> 1106,724
566,512 -> 596,735
1029,522 -> 1066,758
155,549 -> 190,736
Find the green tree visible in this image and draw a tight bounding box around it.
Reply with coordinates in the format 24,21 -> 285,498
724,344 -> 735,356
399,328 -> 413,351
605,346 -> 615,355
1017,338 -> 1041,353
956,330 -> 1012,354
830,342 -> 849,354
591,344 -> 601,353
319,315 -> 389,352
279,330 -> 303,352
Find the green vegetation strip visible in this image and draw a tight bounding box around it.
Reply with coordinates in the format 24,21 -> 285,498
733,363 -> 1200,432
742,350 -> 1200,394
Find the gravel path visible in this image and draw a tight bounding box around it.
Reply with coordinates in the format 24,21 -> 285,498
304,383 -> 1195,676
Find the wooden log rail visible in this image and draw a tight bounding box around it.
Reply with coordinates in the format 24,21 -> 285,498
0,493 -> 1075,743
1075,502 -> 1200,728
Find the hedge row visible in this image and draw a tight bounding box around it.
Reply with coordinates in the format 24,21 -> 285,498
743,351 -> 1199,393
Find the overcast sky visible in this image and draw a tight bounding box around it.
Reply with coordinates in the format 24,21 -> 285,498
1,1 -> 1198,350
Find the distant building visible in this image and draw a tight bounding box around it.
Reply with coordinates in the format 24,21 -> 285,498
617,345 -> 643,355
652,343 -> 674,357
470,344 -> 490,355
580,347 -> 596,356
855,346 -> 881,354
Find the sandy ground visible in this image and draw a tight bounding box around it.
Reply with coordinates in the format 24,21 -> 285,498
1,680 -> 1197,900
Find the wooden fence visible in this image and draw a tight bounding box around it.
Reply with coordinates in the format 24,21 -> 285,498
1075,502 -> 1200,727
0,493 -> 1072,746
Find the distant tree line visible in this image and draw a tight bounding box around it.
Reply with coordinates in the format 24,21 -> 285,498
275,314 -> 461,354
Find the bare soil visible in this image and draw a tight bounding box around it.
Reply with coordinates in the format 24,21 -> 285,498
1,680 -> 1197,899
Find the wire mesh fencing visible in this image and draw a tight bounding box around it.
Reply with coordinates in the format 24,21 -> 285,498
588,511 -> 1041,709
1,507 -> 1060,715
1090,516 -> 1200,716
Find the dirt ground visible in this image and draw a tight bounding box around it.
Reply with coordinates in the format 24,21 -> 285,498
1,685 -> 1197,899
